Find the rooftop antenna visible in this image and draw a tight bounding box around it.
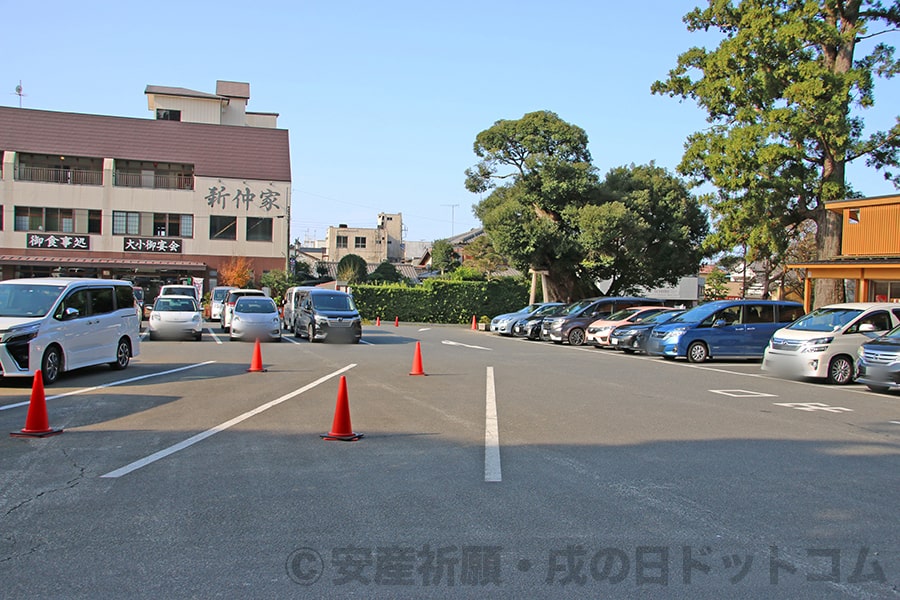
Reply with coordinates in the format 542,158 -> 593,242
13,80 -> 26,107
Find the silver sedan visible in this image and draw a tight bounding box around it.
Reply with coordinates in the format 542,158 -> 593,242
229,296 -> 282,342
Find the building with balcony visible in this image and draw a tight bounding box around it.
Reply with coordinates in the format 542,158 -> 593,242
324,213 -> 403,263
0,80 -> 290,298
789,194 -> 900,310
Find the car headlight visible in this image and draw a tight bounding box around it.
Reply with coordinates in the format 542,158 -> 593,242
316,316 -> 329,326
664,327 -> 688,340
618,329 -> 637,337
857,345 -> 865,359
801,336 -> 834,353
192,314 -> 201,323
5,322 -> 41,340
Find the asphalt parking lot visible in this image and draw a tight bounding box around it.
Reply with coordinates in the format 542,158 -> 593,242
1,322 -> 898,599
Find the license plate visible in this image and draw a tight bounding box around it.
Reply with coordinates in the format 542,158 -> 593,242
610,339 -> 618,345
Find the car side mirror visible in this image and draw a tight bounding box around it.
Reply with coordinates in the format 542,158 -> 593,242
713,318 -> 728,328
63,307 -> 80,320
858,323 -> 877,332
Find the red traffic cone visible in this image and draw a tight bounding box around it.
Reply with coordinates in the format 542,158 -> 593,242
409,341 -> 426,376
394,316 -> 399,327
10,371 -> 63,438
471,315 -> 478,330
248,338 -> 266,372
321,376 -> 363,441
376,316 -> 381,326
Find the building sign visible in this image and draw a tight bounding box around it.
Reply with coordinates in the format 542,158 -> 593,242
27,233 -> 90,250
205,185 -> 282,213
124,237 -> 183,253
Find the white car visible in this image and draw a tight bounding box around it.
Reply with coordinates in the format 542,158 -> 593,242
220,289 -> 267,332
762,302 -> 900,384
230,296 -> 281,342
148,295 -> 203,341
0,278 -> 140,384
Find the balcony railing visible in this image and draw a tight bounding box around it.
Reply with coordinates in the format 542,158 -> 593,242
114,171 -> 194,190
16,165 -> 103,186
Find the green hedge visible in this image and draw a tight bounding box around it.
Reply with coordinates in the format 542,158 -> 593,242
351,278 -> 531,324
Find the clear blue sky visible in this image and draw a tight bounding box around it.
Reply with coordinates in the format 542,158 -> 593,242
4,1 -> 899,245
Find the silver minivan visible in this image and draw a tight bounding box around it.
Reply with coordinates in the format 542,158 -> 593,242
0,278 -> 141,384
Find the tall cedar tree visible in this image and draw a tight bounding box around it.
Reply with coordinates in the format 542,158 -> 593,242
653,0 -> 900,307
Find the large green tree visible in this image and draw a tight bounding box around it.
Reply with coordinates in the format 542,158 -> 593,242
652,0 -> 900,307
430,239 -> 459,275
468,111 -> 708,299
579,163 -> 709,294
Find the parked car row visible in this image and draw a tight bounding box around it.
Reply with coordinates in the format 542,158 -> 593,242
489,298 -> 900,390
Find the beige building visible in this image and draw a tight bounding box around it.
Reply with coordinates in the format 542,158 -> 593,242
325,213 -> 403,263
0,81 -> 291,298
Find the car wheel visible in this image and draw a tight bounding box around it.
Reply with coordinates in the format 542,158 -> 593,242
308,323 -> 319,343
826,355 -> 854,385
293,321 -> 302,338
567,328 -> 586,346
866,384 -> 890,393
194,332 -> 202,341
110,337 -> 131,370
41,345 -> 63,385
623,348 -> 635,354
148,330 -> 157,341
687,341 -> 709,363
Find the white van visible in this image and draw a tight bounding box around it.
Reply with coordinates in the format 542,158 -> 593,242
0,278 -> 141,384
762,302 -> 900,384
282,286 -> 315,330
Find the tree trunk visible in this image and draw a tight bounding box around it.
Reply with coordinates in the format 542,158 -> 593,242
813,202 -> 845,308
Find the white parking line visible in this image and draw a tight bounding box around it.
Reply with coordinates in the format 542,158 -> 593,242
0,361 -> 217,411
100,363 -> 357,478
485,366 -> 501,482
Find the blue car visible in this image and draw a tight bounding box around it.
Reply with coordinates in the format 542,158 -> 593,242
645,299 -> 804,362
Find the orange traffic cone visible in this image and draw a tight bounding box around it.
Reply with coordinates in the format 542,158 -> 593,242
409,341 -> 426,376
394,316 -> 399,327
376,316 -> 381,326
10,371 -> 63,438
471,315 -> 478,330
321,376 -> 363,441
248,338 -> 266,372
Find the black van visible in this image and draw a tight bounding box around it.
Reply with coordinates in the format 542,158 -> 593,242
295,289 -> 362,344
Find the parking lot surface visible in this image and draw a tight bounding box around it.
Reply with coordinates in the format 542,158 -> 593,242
2,323 -> 898,599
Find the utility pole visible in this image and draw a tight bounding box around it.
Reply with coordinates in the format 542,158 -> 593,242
441,204 -> 459,237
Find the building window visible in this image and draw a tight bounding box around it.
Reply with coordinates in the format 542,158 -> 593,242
246,217 -> 273,242
112,211 -> 140,235
336,235 -> 348,249
15,207 -> 101,234
210,216 -> 237,240
849,208 -> 860,224
156,109 -> 181,121
153,213 -> 193,238
354,236 -> 367,249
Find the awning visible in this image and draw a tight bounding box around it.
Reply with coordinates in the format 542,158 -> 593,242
0,254 -> 208,271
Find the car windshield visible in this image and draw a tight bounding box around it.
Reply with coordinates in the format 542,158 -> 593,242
606,308 -> 641,321
879,325 -> 900,340
643,310 -> 682,325
0,283 -> 66,318
164,287 -> 195,297
213,289 -> 231,301
532,304 -> 562,317
786,307 -> 862,332
155,297 -> 198,312
236,298 -> 276,313
560,299 -> 595,316
312,294 -> 356,311
668,304 -> 721,324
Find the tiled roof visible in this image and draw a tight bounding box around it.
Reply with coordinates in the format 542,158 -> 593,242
0,106 -> 291,182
